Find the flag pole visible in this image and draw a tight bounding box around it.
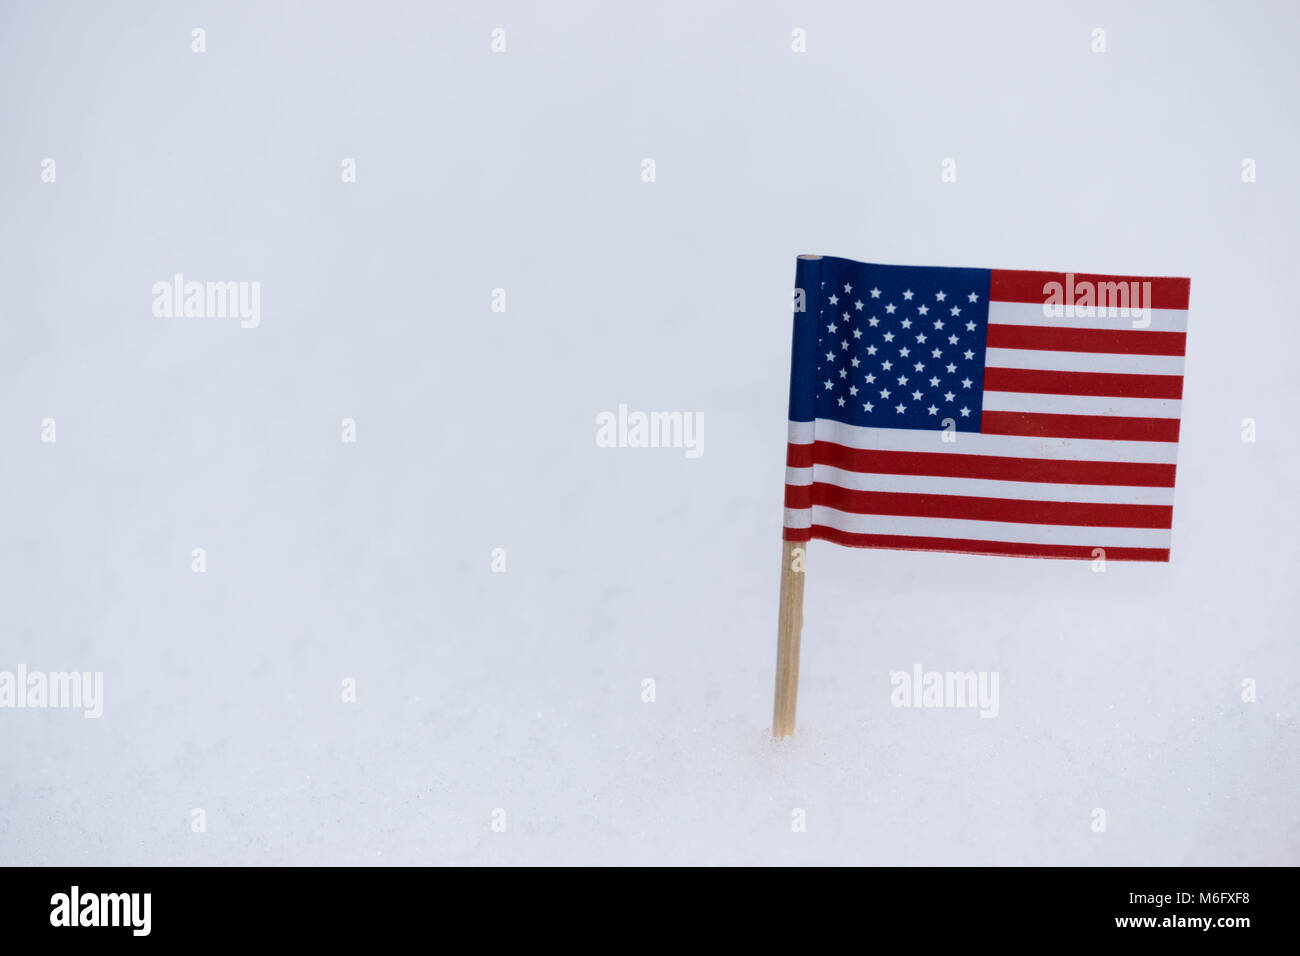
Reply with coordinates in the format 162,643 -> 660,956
772,254 -> 820,738
772,539 -> 806,737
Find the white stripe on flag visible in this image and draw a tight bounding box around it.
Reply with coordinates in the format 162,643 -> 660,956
987,301 -> 1188,332
805,505 -> 1171,548
789,420 -> 814,444
805,464 -> 1176,506
808,418 -> 1180,463
981,391 -> 1182,418
784,507 -> 812,529
984,347 -> 1186,376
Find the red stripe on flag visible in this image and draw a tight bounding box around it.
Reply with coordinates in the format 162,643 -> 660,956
790,441 -> 1178,487
981,411 -> 1181,443
784,483 -> 811,509
985,324 -> 1186,356
807,484 -> 1172,529
796,525 -> 1169,562
989,270 -> 1190,310
983,367 -> 1184,399
787,442 -> 813,467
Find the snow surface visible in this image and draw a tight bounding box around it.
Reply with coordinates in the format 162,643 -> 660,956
1,0 -> 1297,865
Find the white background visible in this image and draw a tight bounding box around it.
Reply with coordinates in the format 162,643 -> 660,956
1,0 -> 1296,865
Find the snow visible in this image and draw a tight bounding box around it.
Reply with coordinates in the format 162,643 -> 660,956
0,0 -> 1296,865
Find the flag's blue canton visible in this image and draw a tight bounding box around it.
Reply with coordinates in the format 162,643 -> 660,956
813,262 -> 993,432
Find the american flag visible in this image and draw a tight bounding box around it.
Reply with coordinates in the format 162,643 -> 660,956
783,256 -> 1190,562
